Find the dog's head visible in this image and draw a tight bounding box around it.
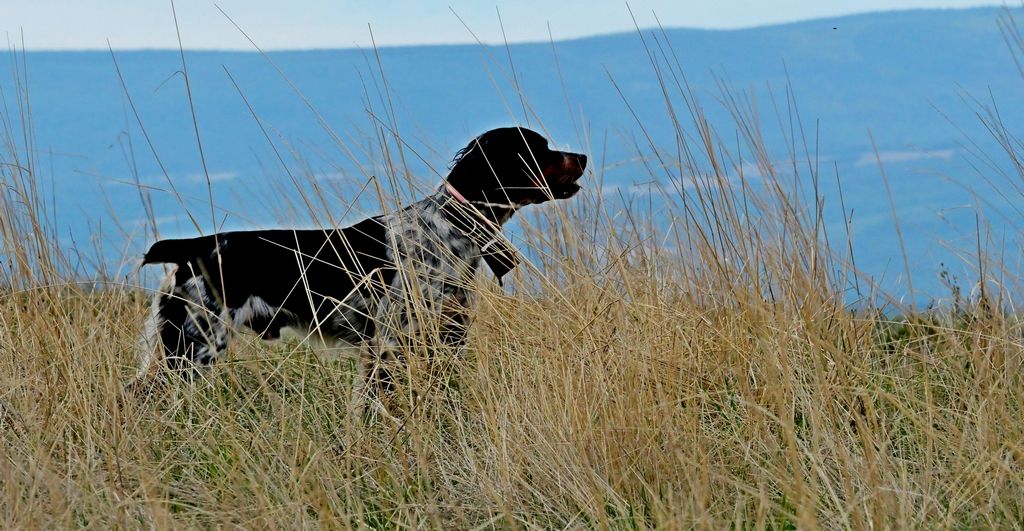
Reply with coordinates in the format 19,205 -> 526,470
446,127 -> 587,207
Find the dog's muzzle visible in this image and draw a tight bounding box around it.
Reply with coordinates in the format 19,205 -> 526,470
552,152 -> 587,198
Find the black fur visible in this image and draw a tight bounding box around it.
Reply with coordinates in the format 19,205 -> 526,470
143,217 -> 392,343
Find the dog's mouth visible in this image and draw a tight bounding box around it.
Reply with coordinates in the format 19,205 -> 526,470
546,153 -> 587,199
554,181 -> 582,199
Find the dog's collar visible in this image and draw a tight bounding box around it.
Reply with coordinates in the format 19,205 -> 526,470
445,182 -> 521,211
442,182 -> 521,285
444,181 -> 469,203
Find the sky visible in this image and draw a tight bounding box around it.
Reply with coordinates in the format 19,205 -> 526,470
1,0 -> 1006,50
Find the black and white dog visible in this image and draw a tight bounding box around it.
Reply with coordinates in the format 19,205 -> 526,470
137,127 -> 586,395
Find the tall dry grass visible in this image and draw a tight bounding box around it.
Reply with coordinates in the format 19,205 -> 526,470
2,19 -> 1024,530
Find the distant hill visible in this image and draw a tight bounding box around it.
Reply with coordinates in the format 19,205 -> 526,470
1,7 -> 1021,297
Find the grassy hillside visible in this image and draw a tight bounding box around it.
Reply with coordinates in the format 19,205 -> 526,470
2,9 -> 1024,528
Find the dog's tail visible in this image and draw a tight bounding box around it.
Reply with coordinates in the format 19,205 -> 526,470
143,235 -> 217,266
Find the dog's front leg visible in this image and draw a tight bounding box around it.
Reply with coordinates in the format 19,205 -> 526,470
350,284 -> 410,420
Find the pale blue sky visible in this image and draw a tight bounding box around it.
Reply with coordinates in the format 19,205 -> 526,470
3,0 -> 1005,50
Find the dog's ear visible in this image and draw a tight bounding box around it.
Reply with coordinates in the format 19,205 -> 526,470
449,137 -> 482,170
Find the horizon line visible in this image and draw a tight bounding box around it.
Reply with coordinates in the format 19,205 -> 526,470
5,5 -> 1010,53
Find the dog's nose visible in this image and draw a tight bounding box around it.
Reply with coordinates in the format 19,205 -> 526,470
574,153 -> 587,172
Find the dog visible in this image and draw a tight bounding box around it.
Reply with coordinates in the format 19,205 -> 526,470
136,126 -> 587,399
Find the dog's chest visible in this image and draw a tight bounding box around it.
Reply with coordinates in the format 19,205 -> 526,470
387,200 -> 481,293
328,199 -> 482,341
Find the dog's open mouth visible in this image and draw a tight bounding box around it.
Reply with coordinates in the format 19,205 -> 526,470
550,158 -> 586,198
555,181 -> 582,198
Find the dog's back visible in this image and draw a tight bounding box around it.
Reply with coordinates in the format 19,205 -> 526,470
143,220 -> 390,308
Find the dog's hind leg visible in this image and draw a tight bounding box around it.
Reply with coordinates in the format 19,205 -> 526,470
146,270 -> 231,377
134,268 -> 178,379
349,338 -> 405,425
